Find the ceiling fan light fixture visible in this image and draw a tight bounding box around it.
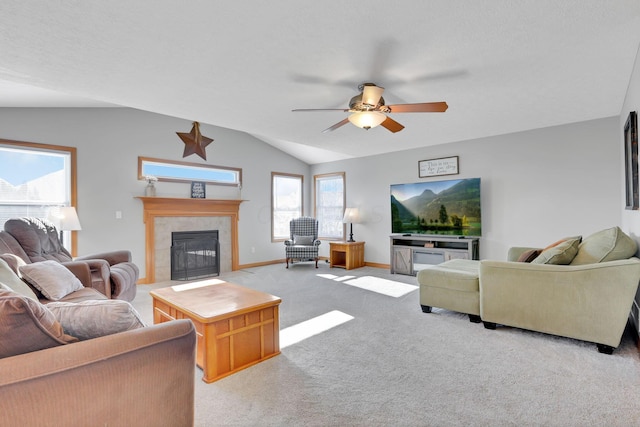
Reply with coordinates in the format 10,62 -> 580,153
348,111 -> 386,130
293,82 -> 446,133
361,84 -> 385,107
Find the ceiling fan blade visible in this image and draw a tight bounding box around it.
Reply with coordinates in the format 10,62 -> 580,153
322,118 -> 350,133
385,102 -> 448,113
380,116 -> 405,133
362,84 -> 385,107
292,108 -> 349,112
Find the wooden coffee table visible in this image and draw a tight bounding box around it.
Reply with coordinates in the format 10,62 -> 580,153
150,279 -> 281,383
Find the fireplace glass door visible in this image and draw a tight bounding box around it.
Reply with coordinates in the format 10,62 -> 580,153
171,230 -> 220,280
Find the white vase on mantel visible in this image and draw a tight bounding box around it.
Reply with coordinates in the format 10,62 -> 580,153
145,182 -> 156,197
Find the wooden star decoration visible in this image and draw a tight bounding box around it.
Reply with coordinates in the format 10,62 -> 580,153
176,121 -> 214,160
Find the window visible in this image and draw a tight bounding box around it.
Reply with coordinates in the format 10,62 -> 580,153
0,139 -> 77,250
272,172 -> 303,241
314,172 -> 345,239
138,156 -> 241,186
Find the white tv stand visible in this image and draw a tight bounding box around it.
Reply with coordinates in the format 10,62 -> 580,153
390,234 -> 479,276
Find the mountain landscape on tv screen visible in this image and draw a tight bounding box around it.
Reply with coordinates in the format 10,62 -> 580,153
391,178 -> 481,236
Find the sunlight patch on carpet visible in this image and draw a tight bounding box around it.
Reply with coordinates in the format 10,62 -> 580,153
317,274 -> 339,280
171,278 -> 225,292
280,310 -> 354,349
344,276 -> 418,297
333,275 -> 356,282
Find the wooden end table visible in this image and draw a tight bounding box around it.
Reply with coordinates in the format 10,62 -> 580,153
329,241 -> 365,270
150,279 -> 281,383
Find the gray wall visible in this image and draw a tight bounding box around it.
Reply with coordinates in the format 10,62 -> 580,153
312,116 -> 621,264
621,43 -> 640,245
0,106 -> 622,278
620,42 -> 640,340
0,108 -> 309,279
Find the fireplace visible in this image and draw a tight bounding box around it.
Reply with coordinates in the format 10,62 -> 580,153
171,230 -> 220,280
136,197 -> 242,284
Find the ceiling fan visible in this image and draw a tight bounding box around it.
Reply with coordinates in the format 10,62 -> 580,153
292,82 -> 448,133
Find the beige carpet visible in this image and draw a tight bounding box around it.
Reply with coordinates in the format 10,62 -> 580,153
132,263 -> 640,426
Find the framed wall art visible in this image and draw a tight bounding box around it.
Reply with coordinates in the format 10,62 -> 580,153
419,156 -> 459,178
624,111 -> 638,210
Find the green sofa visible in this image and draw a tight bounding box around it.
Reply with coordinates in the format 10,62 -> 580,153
418,226 -> 640,353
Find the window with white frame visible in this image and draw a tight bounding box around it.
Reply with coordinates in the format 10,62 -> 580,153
314,172 -> 345,239
0,140 -> 76,248
272,172 -> 303,241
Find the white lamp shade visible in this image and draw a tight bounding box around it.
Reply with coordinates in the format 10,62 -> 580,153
348,111 -> 386,129
342,207 -> 361,224
59,207 -> 82,231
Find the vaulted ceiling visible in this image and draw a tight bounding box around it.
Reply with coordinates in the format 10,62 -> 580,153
1,1 -> 639,164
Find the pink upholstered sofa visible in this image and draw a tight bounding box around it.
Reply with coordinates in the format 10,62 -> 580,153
0,251 -> 196,426
0,319 -> 196,426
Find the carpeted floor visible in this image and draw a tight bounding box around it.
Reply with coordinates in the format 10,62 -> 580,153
132,262 -> 640,427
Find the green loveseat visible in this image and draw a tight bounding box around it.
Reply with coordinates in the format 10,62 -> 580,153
418,226 -> 640,353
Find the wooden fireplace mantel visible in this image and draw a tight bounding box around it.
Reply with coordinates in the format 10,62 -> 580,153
136,197 -> 244,284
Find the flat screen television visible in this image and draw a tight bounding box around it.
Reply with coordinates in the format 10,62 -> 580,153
390,177 -> 481,237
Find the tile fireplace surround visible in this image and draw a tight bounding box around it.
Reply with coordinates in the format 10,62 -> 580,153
136,197 -> 243,284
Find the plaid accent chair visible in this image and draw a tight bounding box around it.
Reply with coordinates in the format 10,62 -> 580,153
284,217 -> 321,268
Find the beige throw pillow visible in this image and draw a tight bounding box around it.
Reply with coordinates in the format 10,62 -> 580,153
0,258 -> 38,300
531,238 -> 581,265
570,226 -> 638,265
19,260 -> 84,301
47,299 -> 146,340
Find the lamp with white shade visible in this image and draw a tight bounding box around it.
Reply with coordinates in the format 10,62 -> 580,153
342,207 -> 361,242
58,206 -> 82,245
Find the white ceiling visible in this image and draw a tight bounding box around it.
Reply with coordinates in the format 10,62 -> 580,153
1,1 -> 639,164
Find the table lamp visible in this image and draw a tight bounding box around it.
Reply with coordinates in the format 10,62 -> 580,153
58,206 -> 82,245
342,207 -> 361,242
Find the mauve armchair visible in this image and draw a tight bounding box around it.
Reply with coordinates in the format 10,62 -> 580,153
1,217 -> 138,301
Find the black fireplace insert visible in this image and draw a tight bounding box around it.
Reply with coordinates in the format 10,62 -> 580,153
170,230 -> 220,280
